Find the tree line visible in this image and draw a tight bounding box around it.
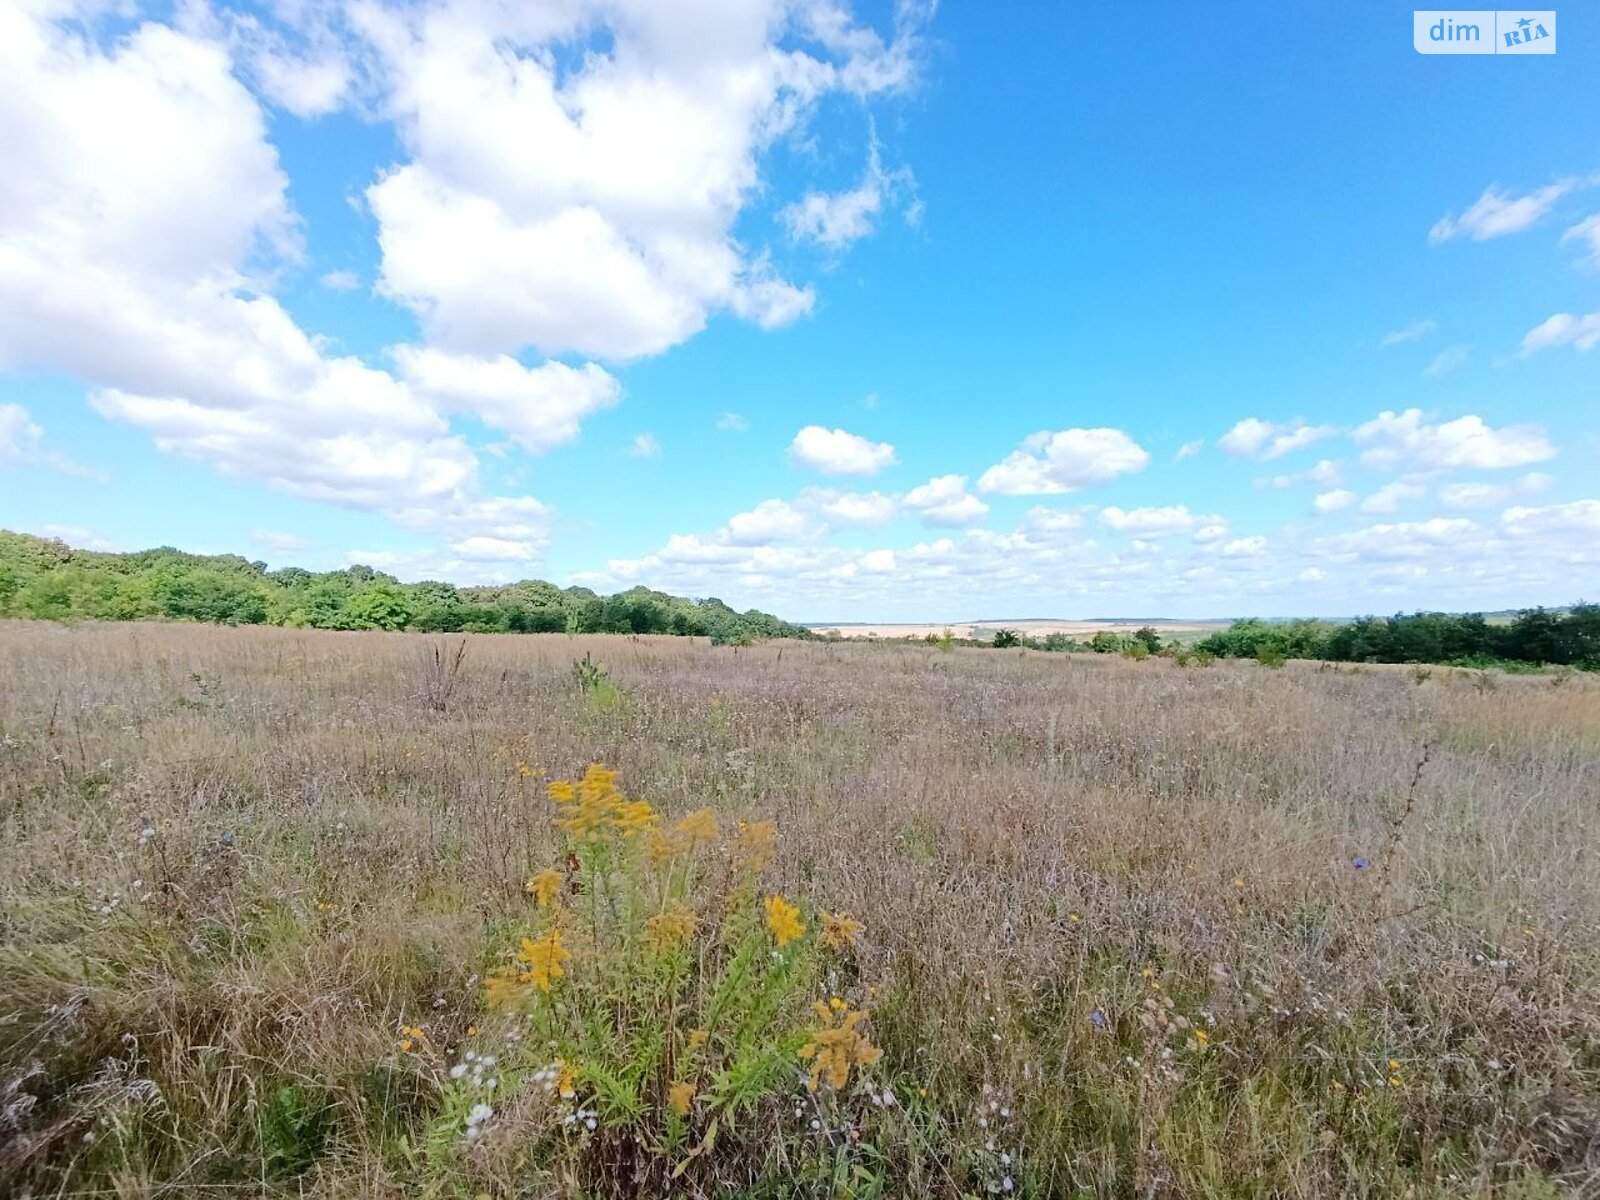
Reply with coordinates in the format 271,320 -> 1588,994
1192,608 -> 1600,669
0,531 -> 811,643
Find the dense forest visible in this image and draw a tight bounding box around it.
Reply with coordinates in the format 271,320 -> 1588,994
1193,608 -> 1600,669
0,531 -> 811,643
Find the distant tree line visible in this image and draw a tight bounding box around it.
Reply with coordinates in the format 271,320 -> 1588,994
1193,609 -> 1600,669
957,609 -> 1600,670
0,531 -> 811,644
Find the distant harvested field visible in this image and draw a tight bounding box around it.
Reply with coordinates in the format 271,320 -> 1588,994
3,621 -> 1599,1198
808,619 -> 1229,641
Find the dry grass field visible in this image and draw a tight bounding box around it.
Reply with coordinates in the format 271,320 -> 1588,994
2,620 -> 1599,1198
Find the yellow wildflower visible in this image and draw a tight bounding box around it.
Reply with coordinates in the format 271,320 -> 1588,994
647,828 -> 679,865
612,798 -> 658,837
526,868 -> 564,907
819,911 -> 865,950
687,1029 -> 709,1051
1067,911 -> 1081,923
646,904 -> 697,953
668,1081 -> 696,1117
1193,1028 -> 1210,1047
799,1002 -> 882,1091
520,929 -> 572,992
484,969 -> 522,1010
764,895 -> 805,947
557,1062 -> 577,1099
398,1024 -> 428,1052
551,764 -> 657,839
828,995 -> 847,1011
517,762 -> 534,778
734,820 -> 777,874
673,807 -> 718,845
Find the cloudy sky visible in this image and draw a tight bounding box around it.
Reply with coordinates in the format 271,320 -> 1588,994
1,1 -> 1596,620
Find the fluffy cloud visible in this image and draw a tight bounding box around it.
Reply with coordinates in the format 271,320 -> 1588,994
630,433 -> 662,458
1313,489 -> 1356,514
902,474 -> 988,526
1218,418 -> 1336,461
1354,410 -> 1555,471
1429,180 -> 1577,242
781,142 -> 914,251
1215,536 -> 1268,559
357,0 -> 926,361
1360,481 -> 1427,514
1520,312 -> 1600,355
0,0 -> 927,572
1500,499 -> 1600,538
251,529 -> 308,553
451,534 -> 540,561
1098,505 -> 1222,537
790,425 -> 896,476
1438,473 -> 1551,510
723,499 -> 818,545
810,489 -> 898,526
717,412 -> 749,432
0,4 -> 559,549
1264,459 -> 1341,489
1317,517 -> 1481,562
394,348 -> 620,454
977,428 -> 1149,495
0,403 -> 43,465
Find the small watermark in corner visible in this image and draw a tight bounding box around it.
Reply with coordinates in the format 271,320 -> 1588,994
1414,10 -> 1556,53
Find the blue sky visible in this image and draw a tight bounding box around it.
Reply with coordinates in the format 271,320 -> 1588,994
1,1 -> 1596,620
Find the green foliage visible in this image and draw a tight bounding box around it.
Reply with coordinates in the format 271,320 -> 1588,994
1197,606 -> 1600,670
0,530 -> 810,643
259,1083 -> 335,1177
571,652 -> 622,710
991,628 -> 1022,648
1089,630 -> 1129,654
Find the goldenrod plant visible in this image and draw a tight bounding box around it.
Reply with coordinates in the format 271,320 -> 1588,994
428,764 -> 880,1193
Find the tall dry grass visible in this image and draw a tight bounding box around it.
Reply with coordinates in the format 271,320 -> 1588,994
1,620 -> 1597,1197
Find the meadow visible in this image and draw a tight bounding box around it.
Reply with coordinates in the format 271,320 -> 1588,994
2,620 -> 1598,1198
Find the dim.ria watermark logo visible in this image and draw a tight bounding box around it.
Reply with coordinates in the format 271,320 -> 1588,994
1414,10 -> 1556,53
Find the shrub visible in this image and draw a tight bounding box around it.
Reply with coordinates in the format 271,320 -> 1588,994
423,766 -> 879,1194
991,628 -> 1021,649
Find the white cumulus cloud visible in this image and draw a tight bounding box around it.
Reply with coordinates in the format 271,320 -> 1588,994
790,425 -> 896,476
1313,489 -> 1357,514
1354,410 -> 1555,471
1099,505 -> 1219,536
902,474 -> 988,526
977,428 -> 1149,495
